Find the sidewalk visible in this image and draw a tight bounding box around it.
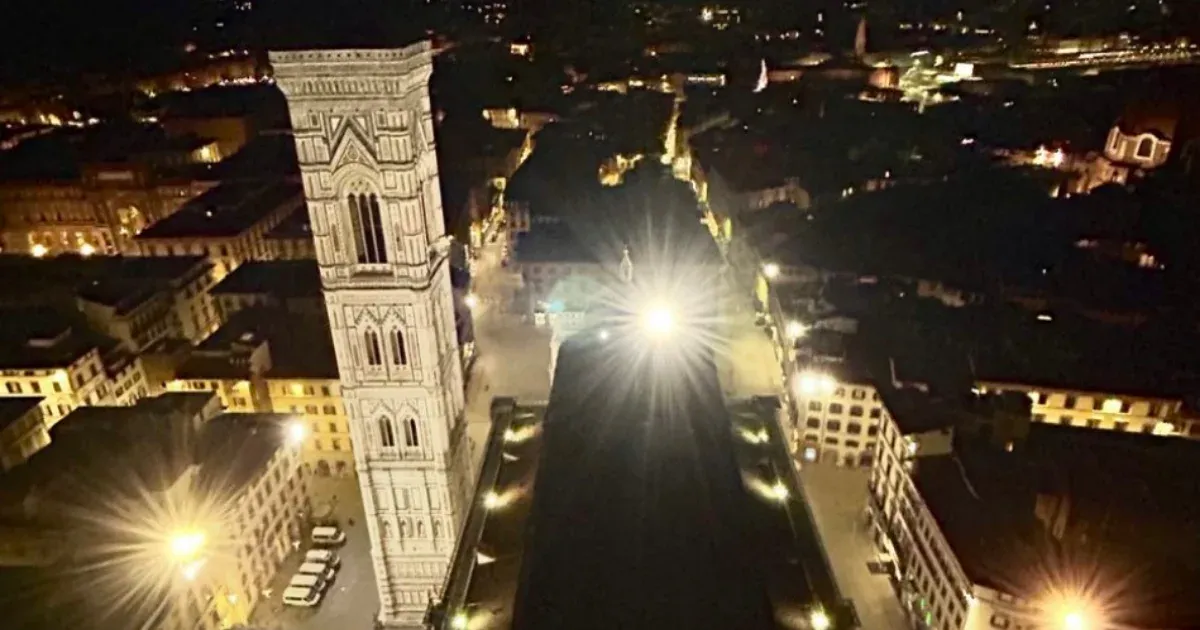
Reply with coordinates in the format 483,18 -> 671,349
799,464 -> 910,630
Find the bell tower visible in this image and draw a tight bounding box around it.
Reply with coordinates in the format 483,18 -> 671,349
270,43 -> 470,627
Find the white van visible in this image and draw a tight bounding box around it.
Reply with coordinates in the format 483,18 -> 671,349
311,525 -> 347,546
298,561 -> 338,583
289,572 -> 328,592
282,585 -> 322,607
305,548 -> 341,568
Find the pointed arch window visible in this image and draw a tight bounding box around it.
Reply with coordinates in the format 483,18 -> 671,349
348,192 -> 387,264
378,417 -> 396,448
403,418 -> 420,448
363,330 -> 383,366
390,329 -> 409,366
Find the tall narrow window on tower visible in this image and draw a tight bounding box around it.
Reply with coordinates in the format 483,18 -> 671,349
391,329 -> 409,365
350,193 -> 388,264
404,418 -> 420,448
379,417 -> 396,447
364,330 -> 384,365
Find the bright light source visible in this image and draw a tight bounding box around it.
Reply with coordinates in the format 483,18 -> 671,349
770,480 -> 789,501
79,243 -> 96,257
169,530 -> 206,560
181,558 -> 207,581
598,329 -> 610,341
451,612 -> 469,630
484,491 -> 504,510
785,320 -> 809,340
30,244 -> 48,258
810,609 -> 832,630
286,421 -> 307,446
762,262 -> 780,279
796,371 -> 837,395
464,293 -> 479,309
1063,612 -> 1086,630
642,307 -> 674,336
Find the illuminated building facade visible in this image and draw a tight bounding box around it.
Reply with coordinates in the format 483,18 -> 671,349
867,394 -> 1200,630
272,43 -> 472,625
167,307 -> 355,478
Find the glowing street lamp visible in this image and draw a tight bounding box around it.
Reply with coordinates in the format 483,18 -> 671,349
484,490 -> 504,510
79,243 -> 96,257
770,480 -> 789,501
642,306 -> 674,337
796,371 -> 837,396
286,421 -> 307,447
762,262 -> 780,279
450,611 -> 469,630
1063,611 -> 1087,630
785,320 -> 809,340
169,530 -> 206,560
464,293 -> 479,309
30,244 -> 48,258
810,609 -> 831,630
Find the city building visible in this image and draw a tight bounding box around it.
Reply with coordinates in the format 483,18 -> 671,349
272,42 -> 473,625
0,393 -> 309,630
0,397 -> 48,470
262,206 -> 317,260
868,394 -> 1200,630
207,259 -> 323,323
789,355 -> 884,468
131,180 -> 303,278
0,124 -> 218,256
75,255 -> 220,351
167,307 -> 352,476
0,308 -> 123,424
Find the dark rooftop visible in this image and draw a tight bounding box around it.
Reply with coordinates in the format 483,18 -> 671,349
918,423 -> 1200,628
0,397 -> 42,434
137,180 -> 301,239
513,333 -> 776,630
75,256 -> 210,314
197,414 -> 293,494
177,307 -> 337,380
210,259 -> 320,298
0,307 -> 105,370
265,206 -> 313,240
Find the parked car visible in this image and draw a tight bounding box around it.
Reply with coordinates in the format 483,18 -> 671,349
282,585 -> 323,607
298,561 -> 338,583
311,525 -> 347,546
305,548 -> 342,568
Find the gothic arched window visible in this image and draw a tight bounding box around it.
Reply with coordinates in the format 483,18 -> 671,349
363,330 -> 383,366
390,329 -> 408,366
348,192 -> 388,264
404,417 -> 420,448
378,417 -> 396,448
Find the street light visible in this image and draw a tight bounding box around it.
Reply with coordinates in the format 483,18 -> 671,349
464,293 -> 479,309
450,612 -> 469,630
785,320 -> 809,340
762,262 -> 780,279
286,421 -> 307,447
770,480 -> 789,501
796,371 -> 837,396
810,609 -> 832,630
642,306 -> 674,337
169,530 -> 206,560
